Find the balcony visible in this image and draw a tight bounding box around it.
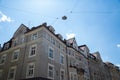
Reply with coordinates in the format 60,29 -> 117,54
69,65 -> 85,75
21,77 -> 51,80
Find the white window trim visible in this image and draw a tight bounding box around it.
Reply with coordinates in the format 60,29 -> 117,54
51,37 -> 55,45
26,62 -> 35,78
11,49 -> 20,62
48,63 -> 54,80
0,69 -> 3,78
48,46 -> 54,60
7,66 -> 17,80
60,53 -> 64,65
69,72 -> 77,80
13,38 -> 18,46
21,35 -> 25,43
29,44 -> 37,58
70,72 -> 73,80
0,54 -> 7,65
31,33 -> 38,40
60,69 -> 65,80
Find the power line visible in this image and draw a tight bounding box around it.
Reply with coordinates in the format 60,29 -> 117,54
0,5 -> 58,19
71,0 -> 79,13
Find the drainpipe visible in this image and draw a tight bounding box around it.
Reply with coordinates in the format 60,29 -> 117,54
20,37 -> 27,79
0,44 -> 1,51
66,46 -> 70,80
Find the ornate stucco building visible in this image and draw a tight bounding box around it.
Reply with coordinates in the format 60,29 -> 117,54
0,23 -> 120,80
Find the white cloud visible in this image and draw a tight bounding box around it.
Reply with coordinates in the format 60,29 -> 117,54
66,33 -> 76,39
116,64 -> 120,68
0,11 -> 13,22
117,44 -> 120,48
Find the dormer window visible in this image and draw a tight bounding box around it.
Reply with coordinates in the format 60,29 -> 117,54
31,33 -> 38,40
57,34 -> 63,40
48,26 -> 55,33
73,44 -> 78,50
4,43 -> 9,50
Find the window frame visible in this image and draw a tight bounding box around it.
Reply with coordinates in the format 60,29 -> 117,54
26,62 -> 35,78
48,47 -> 54,60
11,49 -> 20,62
60,69 -> 65,80
13,38 -> 18,46
0,69 -> 3,78
70,72 -> 77,80
0,54 -> 7,65
4,43 -> 9,50
51,37 -> 55,45
8,66 -> 17,80
31,33 -> 38,40
20,36 -> 25,43
48,63 -> 54,79
60,53 -> 64,65
29,44 -> 37,58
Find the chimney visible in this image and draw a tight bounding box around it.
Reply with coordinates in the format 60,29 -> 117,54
0,44 -> 1,51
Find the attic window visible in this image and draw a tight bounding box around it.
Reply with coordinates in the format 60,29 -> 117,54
19,29 -> 23,33
48,26 -> 55,33
4,43 -> 9,50
57,34 -> 63,40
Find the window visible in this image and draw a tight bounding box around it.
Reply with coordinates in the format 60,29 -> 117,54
31,33 -> 38,40
58,43 -> 60,49
12,50 -> 19,62
46,33 -> 50,41
70,73 -> 74,80
60,69 -> 65,80
26,63 -> 35,78
60,46 -> 64,52
4,43 -> 9,50
68,50 -> 71,55
29,44 -> 37,57
0,54 -> 6,64
74,74 -> 77,80
20,36 -> 24,43
8,66 -> 16,80
48,47 -> 54,59
48,64 -> 54,79
0,70 -> 3,78
60,54 -> 64,64
13,38 -> 18,46
70,73 -> 77,80
51,37 -> 55,45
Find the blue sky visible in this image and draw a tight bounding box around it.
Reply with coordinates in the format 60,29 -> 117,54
0,0 -> 120,67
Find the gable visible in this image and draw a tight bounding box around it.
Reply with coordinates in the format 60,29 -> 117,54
67,38 -> 78,50
72,38 -> 78,50
13,24 -> 29,37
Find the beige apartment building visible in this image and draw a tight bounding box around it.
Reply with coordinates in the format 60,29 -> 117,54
0,23 -> 120,80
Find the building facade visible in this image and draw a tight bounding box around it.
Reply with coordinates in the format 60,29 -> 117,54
0,23 -> 120,80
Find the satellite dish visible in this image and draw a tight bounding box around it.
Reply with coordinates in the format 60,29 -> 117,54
62,16 -> 67,20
